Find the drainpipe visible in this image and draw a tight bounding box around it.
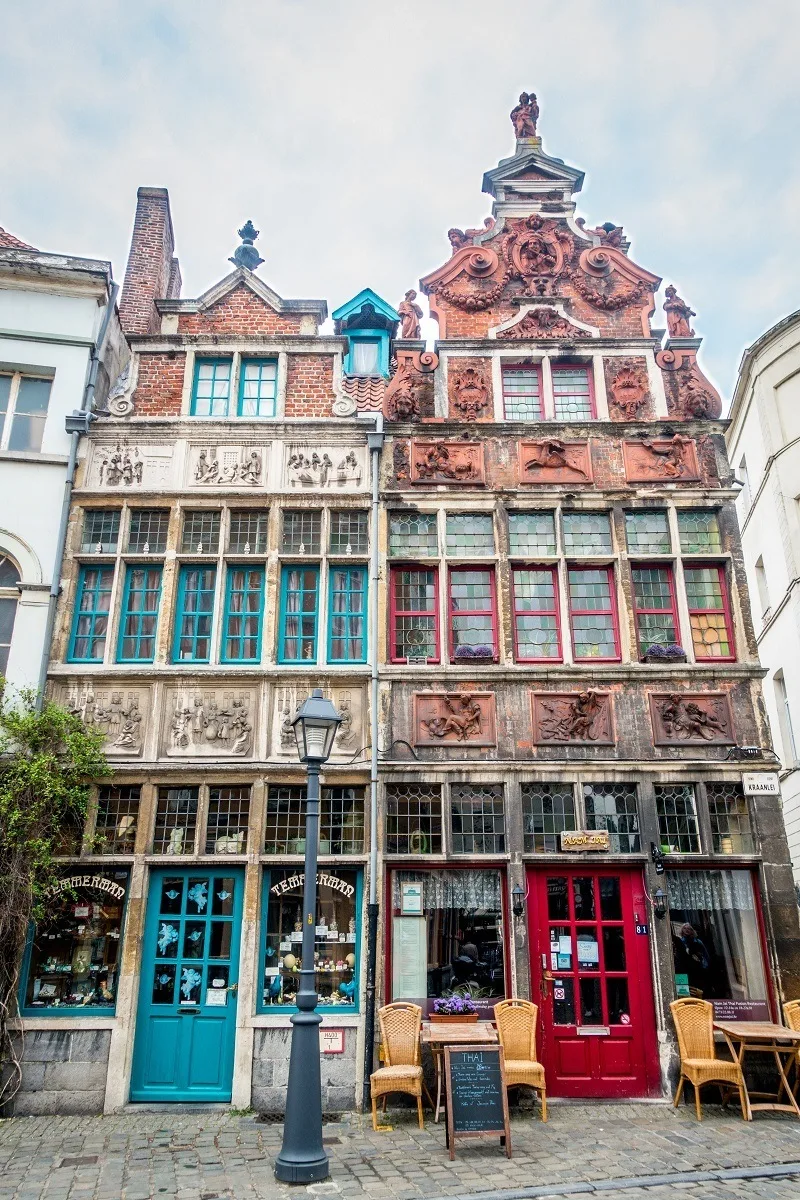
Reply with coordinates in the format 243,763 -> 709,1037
362,415 -> 384,1109
35,281 -> 119,711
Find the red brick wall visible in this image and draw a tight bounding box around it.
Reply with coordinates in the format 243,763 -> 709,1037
120,188 -> 177,337
177,284 -> 309,337
284,354 -> 336,416
132,352 -> 186,415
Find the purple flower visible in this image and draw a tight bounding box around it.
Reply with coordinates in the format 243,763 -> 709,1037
433,993 -> 478,1015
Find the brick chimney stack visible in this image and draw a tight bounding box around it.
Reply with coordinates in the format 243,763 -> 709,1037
119,187 -> 181,336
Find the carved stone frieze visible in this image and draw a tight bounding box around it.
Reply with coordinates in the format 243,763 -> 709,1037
519,439 -> 592,484
623,436 -> 700,482
164,687 -> 255,757
649,692 -> 733,745
450,365 -> 491,421
88,441 -> 172,489
410,441 -> 484,485
606,360 -> 650,420
497,306 -> 591,340
272,684 -> 364,760
190,445 -> 263,486
531,691 -> 614,745
393,441 -> 410,481
414,692 -> 496,747
285,445 -> 366,489
61,682 -> 149,757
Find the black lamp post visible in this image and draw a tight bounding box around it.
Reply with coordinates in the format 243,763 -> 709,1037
274,688 -> 341,1185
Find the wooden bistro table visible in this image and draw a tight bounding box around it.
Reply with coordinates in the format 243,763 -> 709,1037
421,1020 -> 499,1123
714,1020 -> 800,1120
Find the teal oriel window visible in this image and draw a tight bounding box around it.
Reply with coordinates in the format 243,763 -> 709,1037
328,566 -> 367,662
238,359 -> 278,417
278,566 -> 319,663
191,358 -> 232,417
173,566 -> 217,662
222,566 -> 264,662
331,288 -> 399,378
68,565 -> 114,662
117,565 -> 162,662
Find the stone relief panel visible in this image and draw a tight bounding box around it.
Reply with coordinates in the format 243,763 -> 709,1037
162,687 -> 257,757
189,445 -> 265,487
449,363 -> 492,421
410,441 -> 485,485
272,684 -> 364,760
59,681 -> 150,757
497,307 -> 592,340
284,445 -> 367,490
605,358 -> 652,420
649,692 -> 734,745
622,436 -> 700,483
531,691 -> 614,745
87,442 -> 173,489
414,692 -> 496,747
518,439 -> 592,485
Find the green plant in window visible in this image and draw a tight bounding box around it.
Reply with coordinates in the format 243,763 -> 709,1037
0,688 -> 109,1107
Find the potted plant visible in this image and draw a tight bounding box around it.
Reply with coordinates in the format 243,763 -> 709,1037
642,643 -> 687,664
454,644 -> 495,661
430,992 -> 479,1023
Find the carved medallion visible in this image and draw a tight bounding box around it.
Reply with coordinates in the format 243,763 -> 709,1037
649,692 -> 733,745
623,436 -> 700,483
531,691 -> 614,745
62,682 -> 149,757
519,439 -> 592,484
503,214 -> 574,294
414,692 -> 496,747
451,366 -> 490,421
607,363 -> 649,420
410,441 -> 484,485
164,688 -> 255,757
498,307 -> 591,340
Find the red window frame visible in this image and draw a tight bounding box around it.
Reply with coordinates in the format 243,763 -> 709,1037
389,564 -> 440,664
511,564 -> 562,663
567,564 -> 621,663
447,565 -> 498,663
684,562 -> 736,663
631,562 -> 680,660
502,364 -> 544,420
551,362 -> 596,421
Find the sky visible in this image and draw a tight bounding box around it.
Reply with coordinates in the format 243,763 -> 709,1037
2,0 -> 799,402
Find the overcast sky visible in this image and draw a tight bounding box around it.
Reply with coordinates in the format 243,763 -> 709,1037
2,1 -> 799,401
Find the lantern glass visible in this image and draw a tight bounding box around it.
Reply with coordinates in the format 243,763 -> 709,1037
291,689 -> 342,764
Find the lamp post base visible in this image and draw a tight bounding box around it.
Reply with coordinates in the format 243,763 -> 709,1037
274,1152 -> 330,1184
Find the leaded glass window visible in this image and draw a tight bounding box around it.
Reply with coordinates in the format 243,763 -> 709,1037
655,784 -> 700,853
562,512 -> 612,554
389,512 -> 438,557
446,513 -> 494,556
451,784 -> 505,853
678,510 -> 722,553
625,510 -> 670,554
508,511 -> 557,556
521,783 -> 577,851
583,783 -> 640,852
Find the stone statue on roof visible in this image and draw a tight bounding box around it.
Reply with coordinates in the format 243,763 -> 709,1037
664,285 -> 696,338
398,290 -> 423,339
510,92 -> 539,139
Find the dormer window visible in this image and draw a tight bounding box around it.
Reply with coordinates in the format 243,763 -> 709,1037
350,339 -> 380,377
332,288 -> 399,379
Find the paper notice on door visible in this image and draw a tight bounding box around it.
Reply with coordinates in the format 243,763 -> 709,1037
577,938 -> 599,964
558,936 -> 572,955
205,988 -> 227,1007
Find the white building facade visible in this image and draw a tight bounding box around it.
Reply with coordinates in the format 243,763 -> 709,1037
727,309 -> 800,883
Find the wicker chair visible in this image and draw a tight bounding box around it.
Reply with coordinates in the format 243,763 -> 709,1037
670,998 -> 749,1120
782,1000 -> 800,1094
494,998 -> 547,1120
370,1002 -> 424,1131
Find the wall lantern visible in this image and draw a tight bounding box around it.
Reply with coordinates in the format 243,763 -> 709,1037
291,689 -> 342,764
512,885 -> 526,917
653,888 -> 667,920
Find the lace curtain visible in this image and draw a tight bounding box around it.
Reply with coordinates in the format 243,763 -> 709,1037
667,869 -> 755,912
391,869 -> 502,911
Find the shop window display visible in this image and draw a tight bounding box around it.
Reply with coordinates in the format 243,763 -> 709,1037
260,868 -> 360,1011
22,872 -> 128,1012
667,869 -> 769,1020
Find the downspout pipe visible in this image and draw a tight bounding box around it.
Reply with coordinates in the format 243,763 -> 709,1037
35,281 -> 119,711
362,415 -> 384,1109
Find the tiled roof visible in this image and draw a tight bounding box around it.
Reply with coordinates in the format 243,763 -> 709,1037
0,226 -> 37,250
341,374 -> 386,412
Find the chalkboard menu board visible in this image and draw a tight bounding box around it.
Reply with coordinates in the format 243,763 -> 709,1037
444,1046 -> 512,1160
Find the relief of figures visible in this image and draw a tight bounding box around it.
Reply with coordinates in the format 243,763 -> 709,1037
64,685 -> 146,756
414,692 -> 496,747
98,443 -> 143,486
274,685 -> 363,758
166,691 -> 253,757
532,691 -> 614,745
519,439 -> 592,484
193,446 -> 262,485
410,441 -> 484,484
623,436 -> 700,483
650,692 -> 733,745
91,442 -> 172,489
287,448 -> 363,488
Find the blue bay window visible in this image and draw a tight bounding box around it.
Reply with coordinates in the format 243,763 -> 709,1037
222,566 -> 264,662
328,566 -> 367,662
173,566 -> 217,662
278,565 -> 319,663
68,565 -> 114,662
239,359 -> 278,417
191,358 -> 232,417
117,565 -> 162,662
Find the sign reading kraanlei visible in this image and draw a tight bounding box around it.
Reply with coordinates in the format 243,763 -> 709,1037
44,874 -> 126,901
560,830 -> 611,852
270,872 -> 355,900
742,772 -> 781,796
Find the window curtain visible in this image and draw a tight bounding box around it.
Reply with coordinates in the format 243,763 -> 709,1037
351,341 -> 379,375
667,869 -> 766,1003
667,869 -> 754,912
392,869 -> 502,911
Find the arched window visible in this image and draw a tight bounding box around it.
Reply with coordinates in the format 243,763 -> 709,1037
0,554 -> 21,676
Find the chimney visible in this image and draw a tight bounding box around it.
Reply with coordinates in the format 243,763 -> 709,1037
119,187 -> 180,336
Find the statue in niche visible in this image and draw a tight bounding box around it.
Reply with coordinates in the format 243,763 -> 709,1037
524,439 -> 589,480
510,91 -> 539,138
398,289 -> 423,339
640,434 -> 693,478
664,285 -> 696,338
423,693 -> 483,742
538,691 -> 608,742
658,694 -> 730,742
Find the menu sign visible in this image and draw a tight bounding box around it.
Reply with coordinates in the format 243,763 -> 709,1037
444,1046 -> 512,1161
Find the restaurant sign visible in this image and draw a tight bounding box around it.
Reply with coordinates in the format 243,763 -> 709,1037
560,830 -> 610,852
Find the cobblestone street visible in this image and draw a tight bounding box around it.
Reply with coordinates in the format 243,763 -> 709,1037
3,1102 -> 800,1200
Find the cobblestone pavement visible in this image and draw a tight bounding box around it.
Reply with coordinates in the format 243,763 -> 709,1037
3,1102 -> 800,1200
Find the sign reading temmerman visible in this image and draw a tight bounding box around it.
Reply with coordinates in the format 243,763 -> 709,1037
560,830 -> 611,852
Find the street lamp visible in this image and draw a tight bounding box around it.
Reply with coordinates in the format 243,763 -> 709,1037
274,689 -> 342,1185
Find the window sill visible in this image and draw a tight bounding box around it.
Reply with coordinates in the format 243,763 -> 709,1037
251,1012 -> 361,1027
0,450 -> 70,466
13,1014 -> 117,1028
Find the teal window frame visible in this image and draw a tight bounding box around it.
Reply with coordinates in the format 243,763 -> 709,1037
172,565 -> 217,663
278,565 -> 319,664
327,565 -> 367,663
117,564 -> 163,663
191,358 -> 232,417
258,867 -> 362,1014
238,358 -> 278,417
222,565 -> 264,663
68,565 -> 115,662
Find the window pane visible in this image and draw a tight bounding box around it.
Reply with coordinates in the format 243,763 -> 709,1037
81,510 -> 120,553
264,785 -> 306,853
386,783 -> 441,853
70,567 -> 113,661
632,566 -> 677,655
279,566 -> 318,662
562,512 -> 612,554
685,567 -> 731,659
0,596 -> 17,674
322,786 -> 365,854
330,510 -> 368,554
568,569 -> 617,659
206,786 -> 250,853
450,568 -> 495,659
446,513 -> 494,555
351,340 -> 380,375
282,510 -> 321,554
522,783 -> 576,851
678,510 -> 722,553
239,359 -> 277,417
553,367 -> 592,420
625,510 -> 670,553
95,786 -> 141,854
451,784 -> 505,853
328,566 -> 366,662
513,568 -> 560,660
128,509 -> 170,553
228,510 -> 268,554
0,375 -> 10,440
655,784 -> 700,853
392,568 -> 437,661
389,512 -> 437,556
223,566 -> 264,661
174,567 -> 216,662
9,378 -> 51,452
180,511 -> 220,553
153,788 -> 199,854
503,368 -> 542,420
508,511 -> 556,556
583,783 -> 640,852
192,359 -> 231,417
118,566 -> 162,661
706,783 -> 754,854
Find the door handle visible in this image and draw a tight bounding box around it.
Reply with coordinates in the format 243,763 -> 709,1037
227,983 -> 238,994
540,971 -> 554,1000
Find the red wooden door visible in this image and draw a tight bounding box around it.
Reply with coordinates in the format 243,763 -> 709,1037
528,867 -> 660,1098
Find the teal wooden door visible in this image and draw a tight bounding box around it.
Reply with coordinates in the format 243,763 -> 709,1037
131,867 -> 243,1102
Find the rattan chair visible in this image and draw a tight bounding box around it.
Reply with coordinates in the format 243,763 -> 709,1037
370,1002 -> 424,1131
670,998 -> 749,1120
494,998 -> 547,1120
782,1000 -> 800,1094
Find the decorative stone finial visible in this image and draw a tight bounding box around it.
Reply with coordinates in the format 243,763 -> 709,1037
229,220 -> 264,271
510,91 -> 539,140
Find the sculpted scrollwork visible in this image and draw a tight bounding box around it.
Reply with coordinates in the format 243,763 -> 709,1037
106,364 -> 134,417
498,307 -> 591,340
656,348 -> 722,421
384,349 -> 438,422
608,364 -> 649,419
572,246 -> 648,311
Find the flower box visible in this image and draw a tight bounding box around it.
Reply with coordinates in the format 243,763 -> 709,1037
643,644 -> 687,664
429,1012 -> 480,1023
